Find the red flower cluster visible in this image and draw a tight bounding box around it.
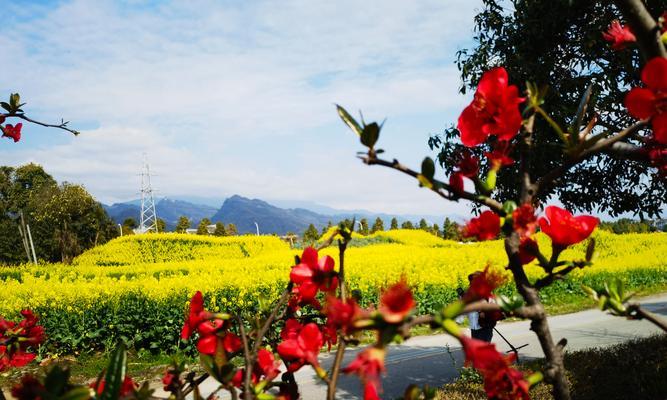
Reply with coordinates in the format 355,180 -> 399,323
181,292 -> 242,357
0,310 -> 45,371
233,349 -> 281,388
645,140 -> 667,177
1,122 -> 22,143
449,152 -> 480,194
461,336 -> 530,400
513,204 -> 539,265
290,247 -> 338,308
485,140 -> 515,170
625,57 -> 667,144
91,376 -> 137,397
324,296 -> 365,336
458,67 -> 524,147
463,210 -> 501,241
343,347 -> 386,400
277,320 -> 324,373
602,20 -> 636,50
538,206 -> 598,249
464,266 -> 506,302
378,281 -> 416,324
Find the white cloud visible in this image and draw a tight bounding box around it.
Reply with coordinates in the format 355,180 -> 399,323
0,0 -> 482,216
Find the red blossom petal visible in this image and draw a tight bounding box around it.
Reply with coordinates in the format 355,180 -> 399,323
458,105 -> 487,147
378,281 -> 415,324
642,57 -> 667,91
652,112 -> 667,144
625,88 -> 657,120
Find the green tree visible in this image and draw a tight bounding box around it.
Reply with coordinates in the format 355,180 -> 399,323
213,222 -> 227,236
121,218 -> 137,236
30,182 -> 116,263
197,218 -> 212,235
443,218 -> 460,241
401,221 -> 414,229
156,218 -> 166,233
431,223 -> 441,237
359,218 -> 369,235
418,218 -> 429,231
322,221 -> 333,235
390,217 -> 399,230
371,217 -> 384,233
302,223 -> 319,244
175,216 -> 190,233
429,0 -> 666,217
227,223 -> 238,236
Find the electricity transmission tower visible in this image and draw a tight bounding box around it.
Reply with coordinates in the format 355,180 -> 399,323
135,155 -> 159,234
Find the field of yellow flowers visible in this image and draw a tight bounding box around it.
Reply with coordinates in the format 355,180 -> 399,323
1,229 -> 665,354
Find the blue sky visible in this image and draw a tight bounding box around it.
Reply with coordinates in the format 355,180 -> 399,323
0,0 -> 484,215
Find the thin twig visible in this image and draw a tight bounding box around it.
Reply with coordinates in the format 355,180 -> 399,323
181,373 -> 210,397
4,113 -> 80,135
360,155 -> 505,214
327,240 -> 349,400
238,316 -> 253,400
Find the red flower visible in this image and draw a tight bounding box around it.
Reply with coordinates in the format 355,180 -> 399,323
0,348 -> 36,370
518,237 -> 539,265
625,57 -> 667,144
324,296 -> 365,336
485,140 -> 515,170
0,310 -> 44,372
457,67 -> 524,147
196,319 -> 242,356
512,204 -> 537,237
602,20 -> 636,50
277,322 -> 323,373
458,152 -> 479,178
378,281 -> 415,324
162,370 -> 182,392
538,206 -> 598,248
460,336 -> 530,400
464,265 -> 506,302
181,291 -> 210,340
290,247 -> 338,306
91,376 -> 136,397
449,172 -> 464,194
11,375 -> 44,400
232,349 -> 281,387
463,210 -> 501,241
2,123 -> 22,143
343,347 -> 386,400
645,141 -> 667,177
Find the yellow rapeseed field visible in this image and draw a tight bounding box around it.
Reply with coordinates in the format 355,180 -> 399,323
1,229 -> 665,317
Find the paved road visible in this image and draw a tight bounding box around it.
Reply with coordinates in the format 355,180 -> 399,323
162,294 -> 667,399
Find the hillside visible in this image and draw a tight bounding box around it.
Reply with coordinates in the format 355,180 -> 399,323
211,195 -> 331,234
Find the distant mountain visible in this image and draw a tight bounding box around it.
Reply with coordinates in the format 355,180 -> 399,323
104,194 -> 461,235
211,195 -> 331,235
104,198 -> 218,230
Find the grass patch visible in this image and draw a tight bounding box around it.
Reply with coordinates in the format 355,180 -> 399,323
437,334 -> 667,400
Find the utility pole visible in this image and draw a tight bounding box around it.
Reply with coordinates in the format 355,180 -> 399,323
136,154 -> 159,234
254,221 -> 260,236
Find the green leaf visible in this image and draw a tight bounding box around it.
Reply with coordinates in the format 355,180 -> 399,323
10,93 -> 20,110
0,102 -> 11,112
585,238 -> 596,262
335,104 -> 363,136
570,84 -> 593,141
421,157 -> 435,180
100,343 -> 127,400
59,387 -> 93,400
360,122 -> 380,148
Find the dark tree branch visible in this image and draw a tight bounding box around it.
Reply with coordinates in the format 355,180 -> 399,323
614,0 -> 667,59
238,317 -> 253,400
359,155 -> 506,215
534,265 -> 580,290
536,121 -> 646,195
627,303 -> 667,332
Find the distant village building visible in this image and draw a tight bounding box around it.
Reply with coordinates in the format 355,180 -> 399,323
185,224 -> 221,235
